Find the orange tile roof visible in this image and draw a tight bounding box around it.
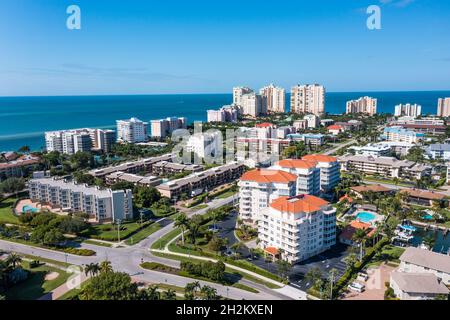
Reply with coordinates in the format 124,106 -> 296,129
350,220 -> 372,230
256,122 -> 274,128
270,195 -> 329,213
302,154 -> 338,163
400,189 -> 446,201
351,185 -> 392,193
327,125 -> 344,130
240,169 -> 297,184
276,159 -> 318,169
339,195 -> 354,203
264,247 -> 279,255
339,220 -> 377,241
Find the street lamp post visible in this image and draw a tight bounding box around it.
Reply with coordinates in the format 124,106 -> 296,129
117,219 -> 121,244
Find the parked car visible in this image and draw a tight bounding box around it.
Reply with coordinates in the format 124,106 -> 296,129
348,282 -> 365,293
357,272 -> 369,282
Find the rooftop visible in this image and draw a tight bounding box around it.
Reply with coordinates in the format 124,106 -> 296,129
276,159 -> 318,169
302,154 -> 337,163
270,195 -> 329,214
351,184 -> 392,193
391,272 -> 449,294
240,169 -> 297,184
400,247 -> 450,274
400,188 -> 446,201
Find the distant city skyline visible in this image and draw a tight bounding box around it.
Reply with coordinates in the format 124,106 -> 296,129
1,0 -> 450,96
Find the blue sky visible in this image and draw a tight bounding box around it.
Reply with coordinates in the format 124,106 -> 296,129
1,0 -> 449,96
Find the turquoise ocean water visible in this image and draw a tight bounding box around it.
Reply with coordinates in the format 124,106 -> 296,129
0,91 -> 449,151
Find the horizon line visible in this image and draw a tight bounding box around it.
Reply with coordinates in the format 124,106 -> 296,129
2,89 -> 450,99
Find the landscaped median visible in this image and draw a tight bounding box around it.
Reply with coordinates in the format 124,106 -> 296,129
140,261 -> 259,294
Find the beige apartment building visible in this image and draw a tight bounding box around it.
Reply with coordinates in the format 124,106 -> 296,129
346,96 -> 377,116
259,84 -> 286,113
290,84 -> 325,115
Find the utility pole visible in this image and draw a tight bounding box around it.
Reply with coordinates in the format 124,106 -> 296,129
117,219 -> 121,243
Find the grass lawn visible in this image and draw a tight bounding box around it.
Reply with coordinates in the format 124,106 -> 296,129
214,191 -> 237,199
366,245 -> 405,268
82,239 -> 113,247
150,206 -> 177,218
20,254 -> 71,268
82,221 -> 149,241
0,198 -> 20,225
5,261 -> 70,300
57,279 -> 90,300
125,222 -> 162,245
191,204 -> 208,210
151,228 -> 181,250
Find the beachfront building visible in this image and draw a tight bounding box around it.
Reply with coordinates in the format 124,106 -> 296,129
437,98 -> 450,117
258,195 -> 336,263
290,84 -> 325,115
259,84 -> 286,113
207,105 -> 239,123
45,128 -> 115,155
339,155 -> 432,180
394,103 -> 422,118
233,87 -> 253,107
238,169 -> 297,225
302,155 -> 341,193
271,159 -> 321,196
156,162 -> 244,201
383,127 -> 424,144
390,272 -> 449,300
346,97 -> 377,116
398,247 -> 450,286
241,92 -> 264,117
116,117 -> 148,143
150,117 -> 187,139
0,154 -> 40,180
28,177 -> 133,222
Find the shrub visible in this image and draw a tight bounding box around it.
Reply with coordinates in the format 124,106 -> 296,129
63,248 -> 96,256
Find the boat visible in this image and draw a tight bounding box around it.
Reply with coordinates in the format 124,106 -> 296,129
394,224 -> 417,242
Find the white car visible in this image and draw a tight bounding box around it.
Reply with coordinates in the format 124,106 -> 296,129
357,272 -> 369,282
348,282 -> 365,293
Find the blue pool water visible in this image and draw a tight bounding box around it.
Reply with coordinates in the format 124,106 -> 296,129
355,212 -> 376,223
22,205 -> 39,213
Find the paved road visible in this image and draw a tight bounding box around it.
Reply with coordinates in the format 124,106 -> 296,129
0,194 -> 292,300
323,139 -> 357,156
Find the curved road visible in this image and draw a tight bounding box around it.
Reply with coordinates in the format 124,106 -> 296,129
0,194 -> 292,300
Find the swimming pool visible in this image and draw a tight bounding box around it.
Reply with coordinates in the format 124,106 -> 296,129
355,211 -> 376,224
22,205 -> 39,213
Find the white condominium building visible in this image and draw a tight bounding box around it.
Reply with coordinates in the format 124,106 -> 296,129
259,84 -> 286,113
28,177 -> 133,222
150,117 -> 187,139
207,105 -> 238,123
271,159 -> 320,196
346,97 -> 378,116
241,92 -> 264,117
302,155 -> 340,193
238,169 -> 297,225
290,84 -> 325,115
116,117 -> 148,143
437,98 -> 450,117
394,103 -> 422,118
383,127 -> 425,144
303,114 -> 320,128
186,131 -> 221,159
45,128 -> 115,155
233,87 -> 254,106
258,195 -> 336,263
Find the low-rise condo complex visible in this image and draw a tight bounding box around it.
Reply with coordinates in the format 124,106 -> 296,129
339,155 -> 432,179
394,103 -> 422,118
45,128 -> 115,154
383,127 -> 424,144
28,176 -> 133,222
346,96 -> 377,116
426,143 -> 450,161
0,154 -> 40,179
258,195 -> 336,263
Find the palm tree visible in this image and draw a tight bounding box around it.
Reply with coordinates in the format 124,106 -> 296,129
422,236 -> 436,251
231,242 -> 243,258
352,228 -> 367,261
305,267 -> 322,285
6,253 -> 22,269
146,285 -> 160,300
99,260 -> 113,274
344,253 -> 358,271
200,285 -> 218,300
174,213 -> 189,245
84,263 -> 100,277
162,289 -> 177,300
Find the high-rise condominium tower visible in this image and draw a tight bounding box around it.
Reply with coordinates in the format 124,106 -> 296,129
346,97 -> 378,116
290,84 -> 325,115
394,104 -> 422,118
233,87 -> 254,107
259,84 -> 286,113
437,98 -> 450,117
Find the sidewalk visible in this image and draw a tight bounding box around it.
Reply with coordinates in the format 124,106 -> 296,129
38,273 -> 89,300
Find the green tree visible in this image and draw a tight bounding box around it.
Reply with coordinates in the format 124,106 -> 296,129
146,285 -> 160,300
18,145 -> 30,153
0,177 -> 26,194
174,213 -> 189,245
200,285 -> 218,300
80,271 -> 139,300
134,186 -> 161,208
100,260 -> 113,274
6,253 -> 22,269
162,288 -> 177,300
